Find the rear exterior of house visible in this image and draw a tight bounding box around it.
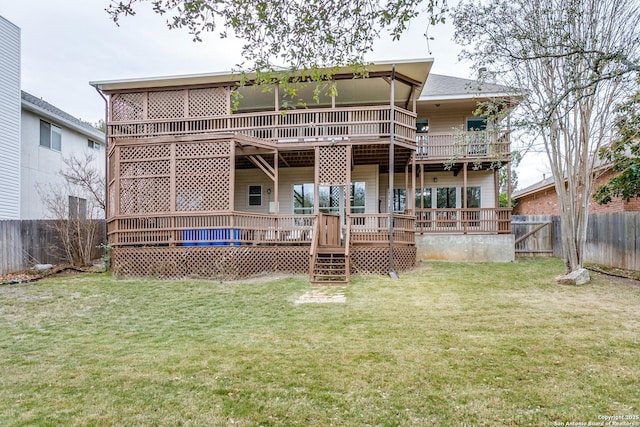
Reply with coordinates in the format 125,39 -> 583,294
93,60 -> 515,282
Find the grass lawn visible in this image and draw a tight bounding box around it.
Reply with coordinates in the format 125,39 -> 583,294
1,258 -> 639,426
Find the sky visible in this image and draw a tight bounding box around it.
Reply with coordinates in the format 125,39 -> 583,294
0,0 -> 548,189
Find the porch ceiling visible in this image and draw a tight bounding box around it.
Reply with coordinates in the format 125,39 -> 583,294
418,161 -> 505,174
235,144 -> 413,173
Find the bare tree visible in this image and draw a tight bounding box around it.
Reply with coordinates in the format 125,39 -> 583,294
454,0 -> 640,278
38,152 -> 106,266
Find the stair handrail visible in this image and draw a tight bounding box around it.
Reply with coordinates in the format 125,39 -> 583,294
309,214 -> 321,277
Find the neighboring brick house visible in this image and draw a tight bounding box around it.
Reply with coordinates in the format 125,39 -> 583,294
513,168 -> 640,215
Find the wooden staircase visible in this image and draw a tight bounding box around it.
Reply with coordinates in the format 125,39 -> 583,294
309,213 -> 349,284
311,247 -> 349,284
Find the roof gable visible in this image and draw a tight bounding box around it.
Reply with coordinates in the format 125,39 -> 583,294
420,74 -> 513,101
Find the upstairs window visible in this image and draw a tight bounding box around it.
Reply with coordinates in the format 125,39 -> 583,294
40,120 -> 62,151
69,196 -> 87,219
466,117 -> 487,131
88,140 -> 101,150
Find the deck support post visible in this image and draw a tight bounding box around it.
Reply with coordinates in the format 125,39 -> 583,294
388,64 -> 398,279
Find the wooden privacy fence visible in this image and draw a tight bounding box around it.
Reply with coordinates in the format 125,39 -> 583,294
512,215 -> 554,255
513,213 -> 640,272
0,220 -> 106,275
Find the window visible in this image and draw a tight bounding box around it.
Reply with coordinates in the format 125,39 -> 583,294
437,187 -> 457,209
416,188 -> 432,209
393,188 -> 406,213
293,183 -> 314,214
416,118 -> 429,133
88,140 -> 101,150
351,182 -> 365,214
69,196 -> 87,220
465,186 -> 481,226
248,185 -> 262,206
40,120 -> 62,151
318,185 -> 341,215
466,117 -> 487,131
466,187 -> 481,208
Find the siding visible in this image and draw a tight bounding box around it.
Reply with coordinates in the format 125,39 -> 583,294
0,17 -> 21,219
380,170 -> 496,212
233,165 -> 379,214
20,109 -> 107,219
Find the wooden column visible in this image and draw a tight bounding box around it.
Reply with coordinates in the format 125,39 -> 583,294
314,146 -> 320,215
411,154 -> 416,214
388,65 -> 397,278
463,162 -> 468,234
274,151 -> 279,214
229,140 -> 235,211
507,164 -> 512,208
494,169 -> 500,208
463,162 -> 468,209
420,164 -> 424,209
404,163 -> 410,213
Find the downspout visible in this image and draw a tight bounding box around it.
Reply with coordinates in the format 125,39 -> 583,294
388,65 -> 398,279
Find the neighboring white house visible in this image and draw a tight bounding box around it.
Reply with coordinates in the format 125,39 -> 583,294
20,91 -> 106,219
0,15 -> 105,220
0,16 -> 21,220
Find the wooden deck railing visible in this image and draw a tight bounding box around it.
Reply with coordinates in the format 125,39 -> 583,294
415,131 -> 510,161
414,208 -> 512,234
108,211 -> 419,247
108,212 -> 316,247
108,106 -> 417,145
349,214 -> 416,245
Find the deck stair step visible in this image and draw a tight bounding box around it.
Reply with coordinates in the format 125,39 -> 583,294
311,250 -> 348,284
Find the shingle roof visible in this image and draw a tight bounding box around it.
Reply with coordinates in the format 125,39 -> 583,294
512,177 -> 556,199
420,74 -> 513,99
21,91 -> 103,139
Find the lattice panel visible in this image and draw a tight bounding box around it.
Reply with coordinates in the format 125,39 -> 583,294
188,87 -> 229,117
120,177 -> 171,214
350,246 -> 416,275
148,90 -> 185,119
112,246 -> 309,280
111,92 -> 144,122
120,144 -> 171,161
175,155 -> 231,212
176,141 -> 231,158
318,146 -> 348,185
277,248 -> 310,274
176,175 -> 230,211
120,160 -> 171,177
176,157 -> 229,175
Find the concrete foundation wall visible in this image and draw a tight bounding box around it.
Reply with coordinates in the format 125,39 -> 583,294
416,234 -> 515,262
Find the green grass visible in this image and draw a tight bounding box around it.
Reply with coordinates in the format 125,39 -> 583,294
1,258 -> 639,426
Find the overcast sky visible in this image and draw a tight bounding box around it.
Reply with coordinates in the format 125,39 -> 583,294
0,0 -> 548,188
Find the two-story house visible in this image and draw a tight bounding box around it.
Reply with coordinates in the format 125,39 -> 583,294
91,59 -> 515,283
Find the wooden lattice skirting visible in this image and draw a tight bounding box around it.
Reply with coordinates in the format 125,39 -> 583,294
112,245 -> 415,280
112,246 -> 309,280
350,246 -> 416,275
